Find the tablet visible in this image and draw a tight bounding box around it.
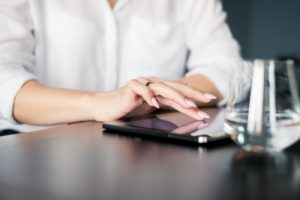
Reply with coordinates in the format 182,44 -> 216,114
102,108 -> 231,146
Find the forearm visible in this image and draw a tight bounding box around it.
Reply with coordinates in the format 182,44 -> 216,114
179,74 -> 223,107
13,80 -> 102,125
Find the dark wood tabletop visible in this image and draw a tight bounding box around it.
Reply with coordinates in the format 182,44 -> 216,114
0,121 -> 300,200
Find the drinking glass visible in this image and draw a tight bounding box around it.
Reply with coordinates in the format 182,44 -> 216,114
224,59 -> 300,152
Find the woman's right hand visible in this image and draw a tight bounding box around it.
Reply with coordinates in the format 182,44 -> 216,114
91,77 -> 216,122
91,79 -> 159,122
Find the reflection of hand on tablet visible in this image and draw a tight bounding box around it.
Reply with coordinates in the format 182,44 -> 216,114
191,109 -> 225,137
172,120 -> 208,135
127,117 -> 178,131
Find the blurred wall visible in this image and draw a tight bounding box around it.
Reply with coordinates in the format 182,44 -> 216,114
222,0 -> 300,59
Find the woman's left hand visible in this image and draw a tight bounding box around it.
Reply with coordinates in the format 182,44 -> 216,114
125,76 -> 217,120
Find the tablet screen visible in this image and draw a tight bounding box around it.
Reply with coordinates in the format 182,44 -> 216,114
105,108 -> 226,138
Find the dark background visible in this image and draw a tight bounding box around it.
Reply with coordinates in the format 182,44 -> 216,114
222,0 -> 300,60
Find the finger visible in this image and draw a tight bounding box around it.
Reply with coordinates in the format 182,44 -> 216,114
156,96 -> 210,120
135,77 -> 160,109
135,77 -> 149,85
146,81 -> 197,109
148,77 -> 216,103
128,79 -> 159,108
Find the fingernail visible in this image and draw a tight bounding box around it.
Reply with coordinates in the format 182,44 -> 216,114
197,111 -> 210,120
204,93 -> 217,100
152,97 -> 160,109
185,99 -> 197,108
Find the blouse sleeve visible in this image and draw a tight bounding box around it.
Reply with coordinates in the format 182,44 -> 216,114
0,0 -> 36,123
185,0 -> 244,105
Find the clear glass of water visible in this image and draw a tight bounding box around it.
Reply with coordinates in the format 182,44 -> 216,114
224,59 -> 300,152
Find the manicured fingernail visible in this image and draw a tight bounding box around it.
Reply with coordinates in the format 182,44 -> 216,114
204,93 -> 217,100
185,99 -> 197,108
197,111 -> 210,120
152,97 -> 160,109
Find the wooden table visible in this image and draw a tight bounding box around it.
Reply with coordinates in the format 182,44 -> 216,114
0,121 -> 299,200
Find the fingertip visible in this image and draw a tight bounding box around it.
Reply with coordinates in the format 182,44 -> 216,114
203,93 -> 217,100
197,111 -> 210,120
151,97 -> 160,109
185,99 -> 197,108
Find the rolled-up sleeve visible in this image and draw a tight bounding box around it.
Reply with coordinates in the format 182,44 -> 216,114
0,0 -> 36,123
185,0 -> 244,105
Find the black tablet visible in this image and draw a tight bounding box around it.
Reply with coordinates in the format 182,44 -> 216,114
102,108 -> 231,146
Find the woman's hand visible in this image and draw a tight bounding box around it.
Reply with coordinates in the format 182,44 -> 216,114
91,79 -> 159,122
145,76 -> 217,119
91,77 -> 217,122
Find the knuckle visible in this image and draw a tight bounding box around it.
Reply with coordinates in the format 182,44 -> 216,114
136,77 -> 146,83
128,79 -> 138,87
148,76 -> 160,82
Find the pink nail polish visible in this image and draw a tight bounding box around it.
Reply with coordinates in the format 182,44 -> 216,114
197,111 -> 210,120
152,97 -> 160,109
203,93 -> 217,100
185,99 -> 197,108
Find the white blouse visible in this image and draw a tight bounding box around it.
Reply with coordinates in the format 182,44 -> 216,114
0,0 -> 243,132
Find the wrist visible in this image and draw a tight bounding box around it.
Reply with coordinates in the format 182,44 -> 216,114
88,92 -> 114,122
